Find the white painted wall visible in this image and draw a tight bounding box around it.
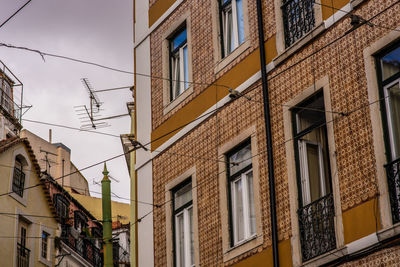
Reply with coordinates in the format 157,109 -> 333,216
134,0 -> 154,266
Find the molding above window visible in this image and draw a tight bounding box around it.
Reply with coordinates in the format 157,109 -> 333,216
218,125 -> 263,263
162,11 -> 194,115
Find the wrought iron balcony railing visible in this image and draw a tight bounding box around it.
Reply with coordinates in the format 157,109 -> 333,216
385,158 -> 400,223
281,0 -> 315,47
298,193 -> 336,261
61,225 -> 102,266
113,243 -> 130,266
17,243 -> 30,267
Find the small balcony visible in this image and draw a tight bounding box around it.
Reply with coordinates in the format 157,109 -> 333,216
0,60 -> 24,125
298,193 -> 336,261
385,158 -> 400,223
61,225 -> 103,266
113,242 -> 130,267
17,243 -> 30,267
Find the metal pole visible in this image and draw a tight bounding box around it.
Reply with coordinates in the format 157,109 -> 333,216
256,0 -> 279,266
102,163 -> 113,266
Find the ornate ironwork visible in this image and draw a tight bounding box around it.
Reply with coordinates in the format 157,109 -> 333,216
17,243 -> 30,267
113,242 -> 130,266
298,193 -> 336,261
281,0 -> 315,47
61,225 -> 103,266
12,167 -> 25,197
385,158 -> 400,223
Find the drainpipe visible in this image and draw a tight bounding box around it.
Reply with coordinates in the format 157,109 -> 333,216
102,163 -> 113,266
255,0 -> 279,266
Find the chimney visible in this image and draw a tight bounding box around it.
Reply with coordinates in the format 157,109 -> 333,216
49,129 -> 52,143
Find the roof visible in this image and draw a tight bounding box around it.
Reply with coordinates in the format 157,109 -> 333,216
0,137 -> 59,222
70,192 -> 130,225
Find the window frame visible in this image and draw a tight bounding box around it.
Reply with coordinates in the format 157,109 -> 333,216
375,41 -> 400,163
225,139 -> 256,247
12,158 -> 25,197
54,194 -> 70,220
41,231 -> 49,260
169,25 -> 189,102
171,178 -> 193,267
218,126 -> 263,263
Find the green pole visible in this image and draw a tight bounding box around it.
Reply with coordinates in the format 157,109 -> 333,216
102,163 -> 113,267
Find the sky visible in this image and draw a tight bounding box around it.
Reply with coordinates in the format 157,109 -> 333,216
0,0 -> 134,203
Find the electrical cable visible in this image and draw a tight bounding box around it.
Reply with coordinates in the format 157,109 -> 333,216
0,0 -> 32,29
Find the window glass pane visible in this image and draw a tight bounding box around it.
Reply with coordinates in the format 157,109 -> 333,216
229,143 -> 252,175
246,171 -> 256,235
176,213 -> 185,267
236,0 -> 245,44
381,46 -> 400,80
183,46 -> 189,90
172,29 -> 187,51
174,183 -> 192,210
306,143 -> 322,202
233,178 -> 244,242
387,82 -> 400,159
295,94 -> 325,133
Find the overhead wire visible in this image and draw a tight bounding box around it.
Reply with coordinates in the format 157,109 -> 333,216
0,0 -> 32,29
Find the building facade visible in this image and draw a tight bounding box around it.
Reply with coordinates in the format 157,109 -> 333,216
132,0 -> 400,266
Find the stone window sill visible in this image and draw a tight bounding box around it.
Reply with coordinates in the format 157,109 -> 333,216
223,234 -> 263,263
163,86 -> 194,115
214,39 -> 251,74
273,23 -> 326,68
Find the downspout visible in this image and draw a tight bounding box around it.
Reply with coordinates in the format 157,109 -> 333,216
255,1 -> 279,266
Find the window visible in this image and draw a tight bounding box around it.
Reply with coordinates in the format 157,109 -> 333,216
41,231 -> 49,259
17,222 -> 30,267
292,91 -> 336,261
281,0 -> 315,47
12,158 -> 25,197
54,194 -> 70,219
172,180 -> 194,267
226,140 -> 256,246
74,210 -> 88,232
169,26 -> 189,101
219,0 -> 245,57
376,43 -> 400,223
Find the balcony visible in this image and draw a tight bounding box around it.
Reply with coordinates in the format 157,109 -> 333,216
61,225 -> 102,266
0,60 -> 24,125
385,158 -> 400,223
281,0 -> 315,47
17,243 -> 30,267
113,242 -> 130,267
298,193 -> 336,261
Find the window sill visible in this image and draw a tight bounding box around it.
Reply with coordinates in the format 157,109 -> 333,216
273,23 -> 325,68
223,234 -> 263,262
39,257 -> 52,267
300,247 -> 347,267
163,86 -> 194,115
9,192 -> 27,206
214,39 -> 251,74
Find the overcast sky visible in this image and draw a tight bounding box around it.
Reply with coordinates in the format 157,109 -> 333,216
0,0 -> 133,203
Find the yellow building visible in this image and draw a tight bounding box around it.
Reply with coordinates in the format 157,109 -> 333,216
0,137 -> 59,267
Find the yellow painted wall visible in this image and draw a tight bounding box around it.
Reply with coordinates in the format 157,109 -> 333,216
343,198 -> 381,244
0,142 -> 58,267
232,239 -> 292,267
70,193 -> 130,224
321,0 -> 349,20
148,0 -> 176,27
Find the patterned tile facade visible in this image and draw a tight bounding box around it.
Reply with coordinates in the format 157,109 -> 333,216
149,0 -> 400,266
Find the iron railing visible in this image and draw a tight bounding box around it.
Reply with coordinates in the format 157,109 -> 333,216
61,225 -> 102,266
385,158 -> 400,223
113,243 -> 130,266
281,0 -> 315,47
298,193 -> 336,261
17,243 -> 30,267
12,167 -> 25,197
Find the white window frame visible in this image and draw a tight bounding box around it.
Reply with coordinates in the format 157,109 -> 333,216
230,169 -> 255,245
298,140 -> 327,205
220,0 -> 244,57
174,206 -> 194,267
41,231 -> 49,260
383,78 -> 400,160
170,28 -> 189,101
